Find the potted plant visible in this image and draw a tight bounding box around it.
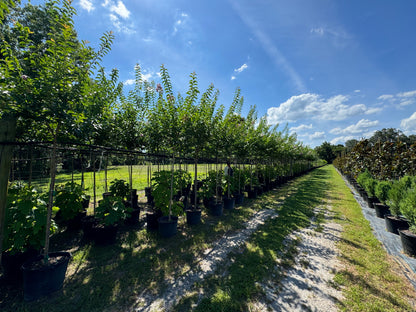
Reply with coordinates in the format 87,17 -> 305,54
386,177 -> 411,234
152,170 -> 185,237
398,187 -> 416,257
87,196 -> 129,244
223,162 -> 236,210
199,170 -> 223,216
54,182 -> 88,230
109,179 -> 140,225
2,182 -> 58,284
373,180 -> 391,219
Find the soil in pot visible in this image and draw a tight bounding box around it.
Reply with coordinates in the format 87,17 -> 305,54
158,216 -> 178,238
22,251 -> 71,301
374,203 -> 390,218
385,215 -> 409,235
399,229 -> 416,257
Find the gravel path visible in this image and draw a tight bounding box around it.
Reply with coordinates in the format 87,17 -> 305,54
130,199 -> 343,312
253,206 -> 343,311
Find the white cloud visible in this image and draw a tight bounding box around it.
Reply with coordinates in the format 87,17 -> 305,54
330,136 -> 355,145
141,73 -> 152,81
267,93 -> 370,124
231,76 -> 236,81
378,94 -> 394,101
354,90 -> 361,93
330,119 -> 379,135
110,0 -> 130,19
80,0 -> 94,12
234,63 -> 248,73
310,26 -> 352,48
173,12 -> 189,35
309,131 -> 325,140
124,79 -> 135,86
398,90 -> 416,98
378,90 -> 416,108
290,124 -> 313,133
401,112 -> 416,133
365,107 -> 383,114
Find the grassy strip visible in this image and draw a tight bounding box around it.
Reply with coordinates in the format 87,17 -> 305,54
173,166 -> 329,311
327,165 -> 416,312
0,169 -> 301,311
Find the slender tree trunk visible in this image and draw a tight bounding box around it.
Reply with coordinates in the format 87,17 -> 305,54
44,131 -> 59,264
0,115 -> 17,267
194,158 -> 198,209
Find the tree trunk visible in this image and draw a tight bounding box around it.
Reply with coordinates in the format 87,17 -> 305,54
0,115 -> 17,267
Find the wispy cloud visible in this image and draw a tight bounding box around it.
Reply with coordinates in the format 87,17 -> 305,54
231,63 -> 248,80
173,12 -> 189,34
290,124 -> 313,133
310,25 -> 352,48
378,90 -> 416,107
267,93 -> 372,124
330,119 -> 379,135
102,0 -> 134,34
229,0 -> 306,92
79,0 -> 94,12
234,63 -> 248,73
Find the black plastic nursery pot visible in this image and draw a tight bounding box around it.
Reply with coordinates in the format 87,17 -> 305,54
399,229 -> 416,257
158,216 -> 178,238
247,189 -> 257,199
385,215 -> 409,235
146,210 -> 162,231
91,224 -> 118,245
1,249 -> 40,284
186,209 -> 202,225
210,201 -> 224,216
22,251 -> 71,302
234,193 -> 244,206
374,203 -> 390,218
223,197 -> 235,210
125,208 -> 141,226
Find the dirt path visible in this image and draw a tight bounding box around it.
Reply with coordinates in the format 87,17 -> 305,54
130,198 -> 344,312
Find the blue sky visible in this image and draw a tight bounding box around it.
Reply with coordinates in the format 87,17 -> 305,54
27,0 -> 416,147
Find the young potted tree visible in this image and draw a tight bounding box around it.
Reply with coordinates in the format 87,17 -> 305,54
2,182 -> 58,284
373,180 -> 391,219
398,187 -> 416,257
385,177 -> 411,234
54,182 -> 89,230
109,179 -> 140,225
152,170 -> 185,238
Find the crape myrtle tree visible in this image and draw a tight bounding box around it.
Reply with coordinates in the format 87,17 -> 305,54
178,71 -> 218,208
0,0 -> 114,264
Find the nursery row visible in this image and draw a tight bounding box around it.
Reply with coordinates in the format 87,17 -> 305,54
1,161 -> 321,301
338,170 -> 416,258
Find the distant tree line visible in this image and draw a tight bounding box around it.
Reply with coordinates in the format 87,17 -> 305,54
315,128 -> 416,164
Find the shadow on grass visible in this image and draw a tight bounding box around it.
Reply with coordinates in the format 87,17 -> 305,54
173,167 -> 331,312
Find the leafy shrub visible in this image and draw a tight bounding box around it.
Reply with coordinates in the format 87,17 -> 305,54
151,170 -> 191,217
95,197 -> 129,226
374,180 -> 392,204
387,176 -> 415,217
4,182 -> 58,254
357,170 -> 377,197
399,188 -> 416,233
54,182 -> 87,221
109,179 -> 130,200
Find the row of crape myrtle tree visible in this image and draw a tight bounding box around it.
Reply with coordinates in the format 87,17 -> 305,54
0,0 -> 322,302
333,138 -> 416,258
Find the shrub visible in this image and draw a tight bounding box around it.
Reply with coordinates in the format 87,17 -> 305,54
387,176 -> 415,217
399,187 -> 416,233
54,182 -> 87,221
374,180 -> 392,204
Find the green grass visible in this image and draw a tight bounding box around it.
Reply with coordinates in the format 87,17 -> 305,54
326,165 -> 416,312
